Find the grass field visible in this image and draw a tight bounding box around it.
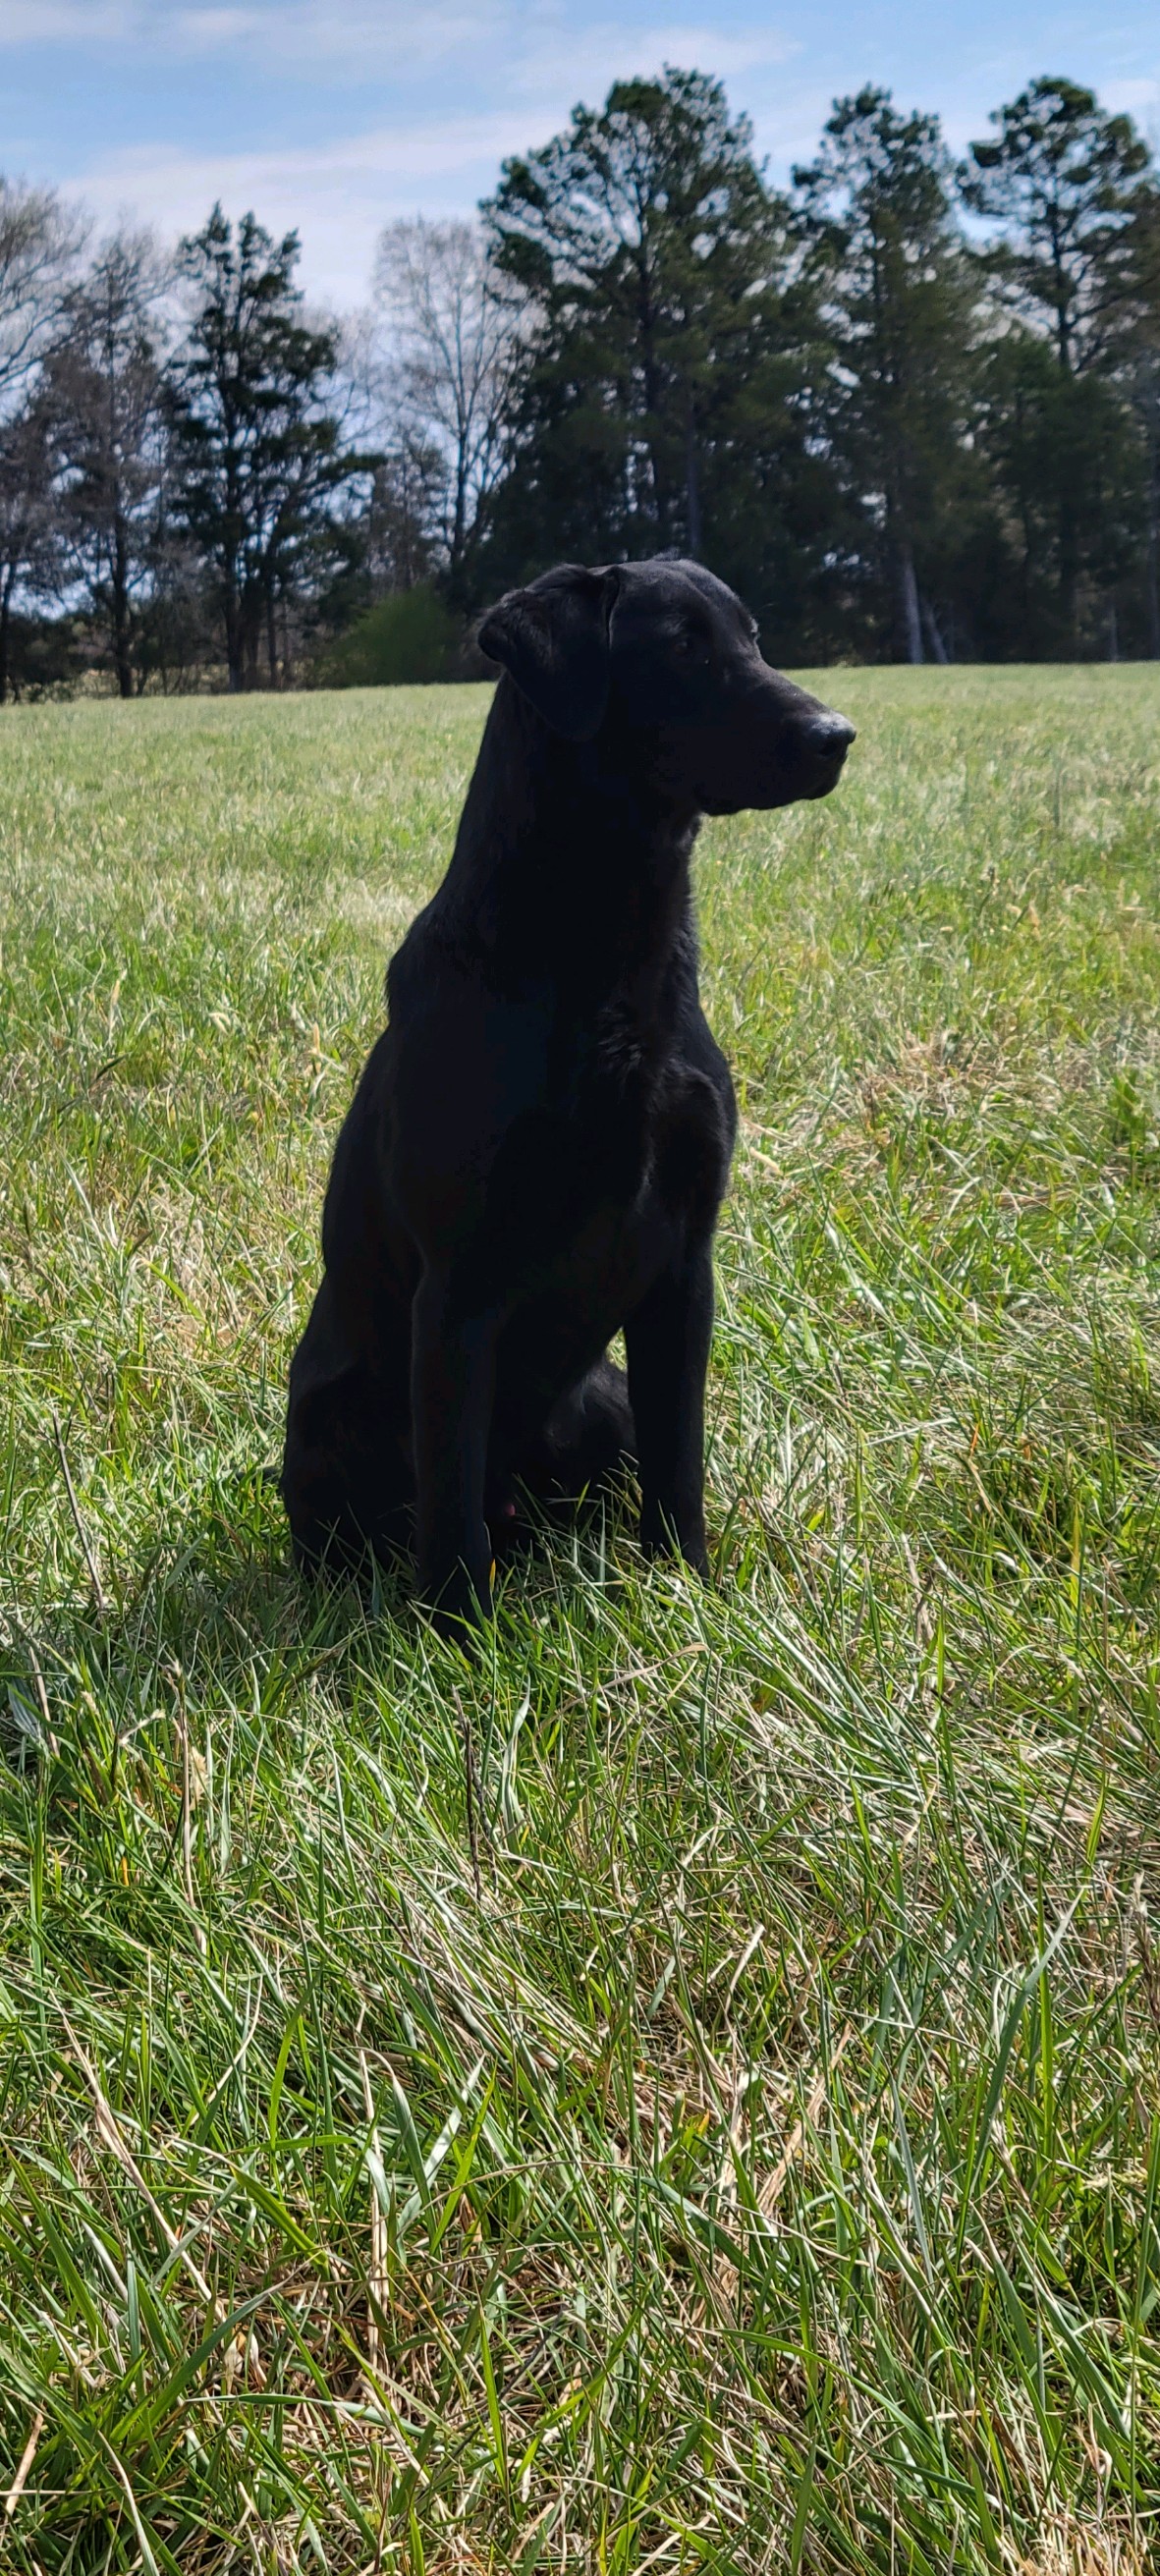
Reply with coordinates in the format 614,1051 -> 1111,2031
1,668 -> 1159,2575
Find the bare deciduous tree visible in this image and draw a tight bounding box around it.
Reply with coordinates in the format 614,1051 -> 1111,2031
371,218 -> 524,596
0,392 -> 59,700
0,175 -> 85,411
0,177 -> 85,702
47,230 -> 172,696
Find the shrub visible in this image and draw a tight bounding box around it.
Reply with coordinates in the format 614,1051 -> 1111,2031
322,584 -> 462,686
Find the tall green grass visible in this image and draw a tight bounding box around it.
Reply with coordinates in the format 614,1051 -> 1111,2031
1,669 -> 1158,2572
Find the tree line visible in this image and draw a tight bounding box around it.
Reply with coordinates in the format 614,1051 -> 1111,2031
3,65 -> 1159,693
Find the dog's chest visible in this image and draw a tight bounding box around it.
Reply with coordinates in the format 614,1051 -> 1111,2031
459,970 -> 731,1294
527,1062 -> 726,1335
553,1014 -> 660,1194
547,1034 -> 728,1244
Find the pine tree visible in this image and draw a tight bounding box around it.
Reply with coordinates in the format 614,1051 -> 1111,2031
169,207 -> 368,688
964,79 -> 1156,647
480,68 -> 829,639
1122,190 -> 1160,653
964,78 -> 1151,373
793,88 -> 980,661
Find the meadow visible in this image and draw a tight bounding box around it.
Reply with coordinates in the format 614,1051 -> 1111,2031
0,667 -> 1158,2574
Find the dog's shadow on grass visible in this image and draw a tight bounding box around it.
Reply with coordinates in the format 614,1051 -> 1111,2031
1,1458 -> 645,1773
1,1461 -> 371,1772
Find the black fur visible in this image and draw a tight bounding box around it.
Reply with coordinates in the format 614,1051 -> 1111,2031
282,557 -> 854,1629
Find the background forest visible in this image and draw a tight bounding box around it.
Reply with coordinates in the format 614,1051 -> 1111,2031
2,64 -> 1159,689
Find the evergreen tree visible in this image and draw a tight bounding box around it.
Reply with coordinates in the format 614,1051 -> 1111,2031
964,79 -> 1151,373
793,89 -> 981,661
480,69 -> 832,643
964,80 -> 1156,647
4,71 -> 1160,679
169,207 -> 368,687
1122,189 -> 1160,654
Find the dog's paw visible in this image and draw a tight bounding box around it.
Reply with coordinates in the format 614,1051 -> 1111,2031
422,1557 -> 494,1642
639,1514 -> 710,1581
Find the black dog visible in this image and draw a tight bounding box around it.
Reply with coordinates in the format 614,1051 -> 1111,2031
282,558 -> 854,1628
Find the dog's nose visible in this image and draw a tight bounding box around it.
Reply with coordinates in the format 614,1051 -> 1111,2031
799,711 -> 856,759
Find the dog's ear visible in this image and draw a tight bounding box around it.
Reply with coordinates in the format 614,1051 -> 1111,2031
477,568 -> 617,741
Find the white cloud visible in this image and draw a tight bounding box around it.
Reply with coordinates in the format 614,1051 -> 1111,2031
63,115 -> 531,305
0,2 -> 135,34
0,0 -> 801,87
52,13 -> 811,306
0,0 -> 516,67
597,25 -> 798,79
1102,75 -> 1159,116
500,18 -> 799,103
168,1 -> 501,70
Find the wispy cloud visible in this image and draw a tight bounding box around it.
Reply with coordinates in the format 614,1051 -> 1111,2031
168,2 -> 501,71
0,2 -> 136,35
17,0 -> 1160,311
1102,74 -> 1159,115
0,0 -> 800,83
49,10 -> 810,305
63,115 -> 531,304
0,0 -> 514,67
501,18 -> 800,101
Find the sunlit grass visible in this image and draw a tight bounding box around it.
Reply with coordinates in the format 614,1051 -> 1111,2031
1,668 -> 1158,2572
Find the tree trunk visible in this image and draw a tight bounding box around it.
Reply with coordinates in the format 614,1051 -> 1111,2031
241,580 -> 260,689
685,407 -> 702,558
1015,385 -> 1034,653
1058,405 -> 1079,649
0,568 -> 13,706
266,582 -> 278,687
449,457 -> 468,601
921,597 -> 949,663
900,544 -> 923,663
1058,519 -> 1078,648
112,507 -> 134,699
225,580 -> 243,692
1146,397 -> 1160,661
224,446 -> 246,688
635,250 -> 669,548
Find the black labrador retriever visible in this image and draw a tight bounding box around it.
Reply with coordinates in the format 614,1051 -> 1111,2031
282,557 -> 854,1629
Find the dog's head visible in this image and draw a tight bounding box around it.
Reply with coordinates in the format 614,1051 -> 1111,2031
477,558 -> 855,815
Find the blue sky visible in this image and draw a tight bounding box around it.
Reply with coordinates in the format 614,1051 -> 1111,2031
2,1 -> 1158,307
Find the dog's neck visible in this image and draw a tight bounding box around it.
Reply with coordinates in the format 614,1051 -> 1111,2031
440,679 -> 700,1001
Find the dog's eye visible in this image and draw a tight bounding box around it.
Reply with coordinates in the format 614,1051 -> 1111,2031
676,628 -> 708,661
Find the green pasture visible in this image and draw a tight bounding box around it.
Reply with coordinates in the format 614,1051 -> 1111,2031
1,668 -> 1158,2572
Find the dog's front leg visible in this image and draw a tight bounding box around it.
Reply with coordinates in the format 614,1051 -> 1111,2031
625,1241 -> 714,1577
411,1268 -> 498,1632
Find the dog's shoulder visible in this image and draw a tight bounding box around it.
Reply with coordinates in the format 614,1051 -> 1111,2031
384,893 -> 445,1014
